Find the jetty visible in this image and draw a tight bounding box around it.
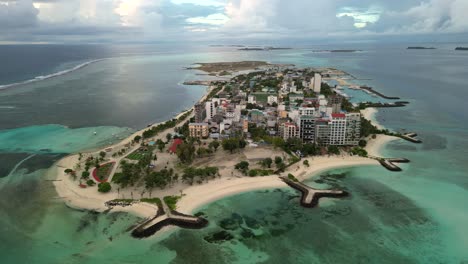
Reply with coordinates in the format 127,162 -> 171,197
379,158 -> 410,171
401,132 -> 422,143
280,177 -> 349,208
360,86 -> 400,100
131,201 -> 208,238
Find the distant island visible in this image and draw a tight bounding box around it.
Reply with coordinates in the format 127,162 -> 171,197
312,50 -> 362,53
239,47 -> 292,51
455,47 -> 468,51
407,47 -> 436,50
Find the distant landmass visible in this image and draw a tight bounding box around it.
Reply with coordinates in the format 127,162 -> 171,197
407,47 -> 436,50
238,47 -> 292,51
455,47 -> 468,51
312,50 -> 362,53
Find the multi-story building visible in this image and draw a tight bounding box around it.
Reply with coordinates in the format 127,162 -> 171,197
313,73 -> 322,93
298,115 -> 315,143
329,95 -> 343,114
329,113 -> 347,145
248,95 -> 257,104
194,103 -> 206,123
280,122 -> 298,140
189,123 -> 209,138
267,95 -> 278,105
298,107 -> 316,116
345,112 -> 361,145
205,101 -> 215,120
315,119 -> 331,145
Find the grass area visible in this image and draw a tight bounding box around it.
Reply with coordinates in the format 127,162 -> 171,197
163,195 -> 182,211
141,198 -> 162,207
126,152 -> 146,160
96,163 -> 114,181
251,92 -> 269,102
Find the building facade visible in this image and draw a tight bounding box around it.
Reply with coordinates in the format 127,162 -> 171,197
189,123 -> 209,138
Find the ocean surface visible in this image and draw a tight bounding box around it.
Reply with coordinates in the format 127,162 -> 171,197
1,43 -> 468,263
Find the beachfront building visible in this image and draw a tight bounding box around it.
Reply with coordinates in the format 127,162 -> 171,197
194,103 -> 206,123
280,122 -> 298,140
329,95 -> 343,114
299,115 -> 316,143
189,123 -> 209,138
329,113 -> 347,145
315,119 -> 331,145
345,112 -> 361,145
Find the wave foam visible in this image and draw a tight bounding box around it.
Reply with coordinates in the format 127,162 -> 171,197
0,59 -> 103,91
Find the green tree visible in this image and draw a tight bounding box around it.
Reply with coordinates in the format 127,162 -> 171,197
327,145 -> 340,155
99,151 -> 106,159
166,133 -> 172,142
86,179 -> 95,186
235,161 -> 249,174
81,171 -> 90,179
134,135 -> 142,143
261,158 -> 273,168
209,140 -> 220,151
176,142 -> 196,164
303,160 -> 310,167
98,182 -> 111,193
274,156 -> 283,165
358,139 -> 367,147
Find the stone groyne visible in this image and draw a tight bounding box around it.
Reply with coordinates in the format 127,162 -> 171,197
401,133 -> 422,143
280,177 -> 349,208
131,201 -> 208,239
379,158 -> 410,171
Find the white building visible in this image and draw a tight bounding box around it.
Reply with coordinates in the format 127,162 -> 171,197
329,113 -> 347,145
267,95 -> 278,105
298,107 -> 316,116
205,101 -> 215,120
313,73 -> 322,93
248,95 -> 256,104
281,122 -> 298,140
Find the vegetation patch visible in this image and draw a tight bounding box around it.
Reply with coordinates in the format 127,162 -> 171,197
163,195 -> 182,211
141,198 -> 162,207
94,162 -> 114,182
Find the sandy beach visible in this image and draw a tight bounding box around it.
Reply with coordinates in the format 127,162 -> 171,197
361,107 -> 384,130
51,76 -> 399,226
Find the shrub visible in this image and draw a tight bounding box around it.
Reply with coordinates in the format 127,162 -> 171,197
86,180 -> 95,186
98,182 -> 111,193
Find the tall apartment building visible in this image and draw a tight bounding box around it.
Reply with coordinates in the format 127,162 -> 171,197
345,113 -> 361,145
329,113 -> 347,145
313,73 -> 322,93
205,101 -> 216,120
329,95 -> 343,114
315,119 -> 331,145
299,116 -> 315,143
194,103 -> 206,123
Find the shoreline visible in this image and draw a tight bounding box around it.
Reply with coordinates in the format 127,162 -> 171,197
51,72 -> 400,227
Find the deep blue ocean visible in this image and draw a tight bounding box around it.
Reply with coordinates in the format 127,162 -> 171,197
1,43 -> 468,263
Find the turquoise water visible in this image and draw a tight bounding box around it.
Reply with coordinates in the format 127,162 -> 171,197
1,44 -> 468,263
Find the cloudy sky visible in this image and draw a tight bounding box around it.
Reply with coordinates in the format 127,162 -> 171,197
1,0 -> 468,44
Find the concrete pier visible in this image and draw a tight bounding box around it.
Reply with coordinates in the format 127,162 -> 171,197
401,133 -> 422,143
379,158 -> 410,171
131,200 -> 208,238
280,177 -> 349,208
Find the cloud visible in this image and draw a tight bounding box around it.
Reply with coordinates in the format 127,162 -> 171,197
0,0 -> 467,43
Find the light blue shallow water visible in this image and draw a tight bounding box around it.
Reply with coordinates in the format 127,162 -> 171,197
1,44 -> 468,263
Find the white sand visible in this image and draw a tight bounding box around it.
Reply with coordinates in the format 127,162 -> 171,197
361,107 -> 384,130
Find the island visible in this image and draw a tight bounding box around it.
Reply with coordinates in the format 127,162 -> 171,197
53,62 -> 421,238
407,47 -> 436,49
455,47 -> 468,51
238,47 -> 292,51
